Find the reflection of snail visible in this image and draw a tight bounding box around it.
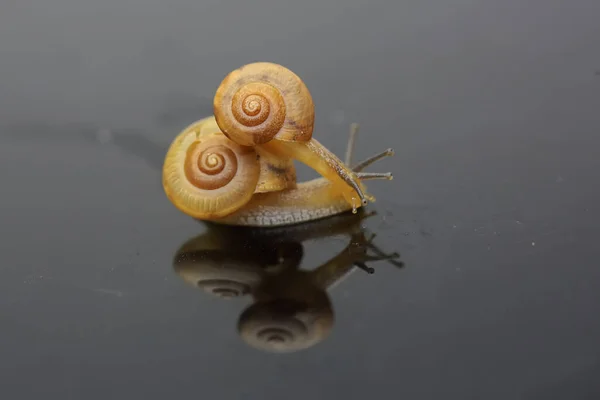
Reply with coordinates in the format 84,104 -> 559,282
162,62 -> 394,226
173,210 -> 403,353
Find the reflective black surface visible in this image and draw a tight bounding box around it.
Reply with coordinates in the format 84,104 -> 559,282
2,1 -> 600,399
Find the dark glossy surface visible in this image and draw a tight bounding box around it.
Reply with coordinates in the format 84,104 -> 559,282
2,1 -> 600,399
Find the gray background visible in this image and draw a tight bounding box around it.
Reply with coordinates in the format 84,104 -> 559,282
1,0 -> 599,399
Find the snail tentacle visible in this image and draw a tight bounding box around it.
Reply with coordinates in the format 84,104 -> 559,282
352,148 -> 395,172
356,172 -> 393,180
345,123 -> 359,166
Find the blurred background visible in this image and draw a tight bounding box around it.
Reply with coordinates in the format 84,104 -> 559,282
1,1 -> 599,399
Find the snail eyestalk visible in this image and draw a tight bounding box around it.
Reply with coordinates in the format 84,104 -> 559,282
356,172 -> 393,181
353,148 -> 395,172
345,123 -> 359,166
263,138 -> 369,208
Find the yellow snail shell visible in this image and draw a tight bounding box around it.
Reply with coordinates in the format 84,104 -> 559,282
163,127 -> 260,219
213,62 -> 315,147
162,116 -> 296,219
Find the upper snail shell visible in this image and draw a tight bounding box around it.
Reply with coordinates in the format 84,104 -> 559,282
213,62 -> 315,147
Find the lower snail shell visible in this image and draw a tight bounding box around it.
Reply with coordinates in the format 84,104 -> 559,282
163,128 -> 261,219
163,116 -> 298,219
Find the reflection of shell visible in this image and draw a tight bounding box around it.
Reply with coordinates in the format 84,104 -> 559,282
163,129 -> 261,219
197,279 -> 251,299
213,62 -> 315,146
173,249 -> 265,299
238,297 -> 334,353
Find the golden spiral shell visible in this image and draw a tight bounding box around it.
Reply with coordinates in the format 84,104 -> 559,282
162,126 -> 261,219
213,62 -> 315,147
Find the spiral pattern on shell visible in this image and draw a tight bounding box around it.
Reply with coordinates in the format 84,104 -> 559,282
162,129 -> 261,219
237,299 -> 333,353
213,62 -> 315,147
185,143 -> 238,190
196,279 -> 252,298
173,239 -> 267,297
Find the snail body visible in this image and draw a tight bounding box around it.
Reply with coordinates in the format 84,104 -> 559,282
213,175 -> 354,227
163,62 -> 394,227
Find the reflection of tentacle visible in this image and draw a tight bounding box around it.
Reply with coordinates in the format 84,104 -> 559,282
351,231 -> 403,269
364,241 -> 404,269
354,262 -> 375,274
311,230 -> 402,290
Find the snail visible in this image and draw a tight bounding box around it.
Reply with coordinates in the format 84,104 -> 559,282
173,210 -> 403,353
162,62 -> 394,227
